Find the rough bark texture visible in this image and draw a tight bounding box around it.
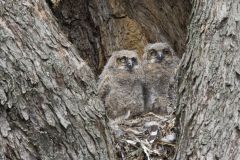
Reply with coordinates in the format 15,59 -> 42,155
0,1 -> 114,159
51,0 -> 191,74
176,0 -> 240,159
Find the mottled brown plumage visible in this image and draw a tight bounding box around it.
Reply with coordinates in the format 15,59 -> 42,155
143,42 -> 179,115
98,50 -> 144,119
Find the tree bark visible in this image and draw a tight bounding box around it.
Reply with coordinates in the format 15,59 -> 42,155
176,0 -> 240,159
0,1 -> 114,160
51,0 -> 190,74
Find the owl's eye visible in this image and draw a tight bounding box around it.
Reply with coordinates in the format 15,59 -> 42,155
131,57 -> 138,65
131,57 -> 137,62
117,56 -> 127,64
149,49 -> 157,56
163,48 -> 171,54
121,56 -> 127,63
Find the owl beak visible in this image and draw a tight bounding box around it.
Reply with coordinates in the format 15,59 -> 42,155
127,60 -> 134,71
157,52 -> 164,62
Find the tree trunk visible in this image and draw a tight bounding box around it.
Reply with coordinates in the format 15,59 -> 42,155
0,1 -> 114,160
176,0 -> 240,159
51,0 -> 190,74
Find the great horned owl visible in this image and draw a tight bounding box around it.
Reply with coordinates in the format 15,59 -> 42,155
143,42 -> 179,115
98,50 -> 144,119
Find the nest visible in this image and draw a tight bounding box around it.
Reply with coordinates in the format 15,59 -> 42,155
109,112 -> 176,160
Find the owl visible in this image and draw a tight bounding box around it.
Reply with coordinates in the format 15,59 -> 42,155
98,50 -> 144,120
143,42 -> 179,115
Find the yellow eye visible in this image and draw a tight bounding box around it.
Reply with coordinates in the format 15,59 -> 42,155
120,56 -> 127,63
121,58 -> 125,63
149,49 -> 156,56
117,56 -> 127,64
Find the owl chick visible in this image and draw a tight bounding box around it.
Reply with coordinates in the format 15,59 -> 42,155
143,42 -> 179,115
98,50 -> 144,120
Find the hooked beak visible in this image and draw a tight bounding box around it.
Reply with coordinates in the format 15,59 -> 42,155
127,59 -> 134,71
156,52 -> 164,62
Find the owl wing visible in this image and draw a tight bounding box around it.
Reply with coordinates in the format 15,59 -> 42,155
97,74 -> 111,100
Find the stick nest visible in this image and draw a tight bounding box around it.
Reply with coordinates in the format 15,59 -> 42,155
109,112 -> 177,160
